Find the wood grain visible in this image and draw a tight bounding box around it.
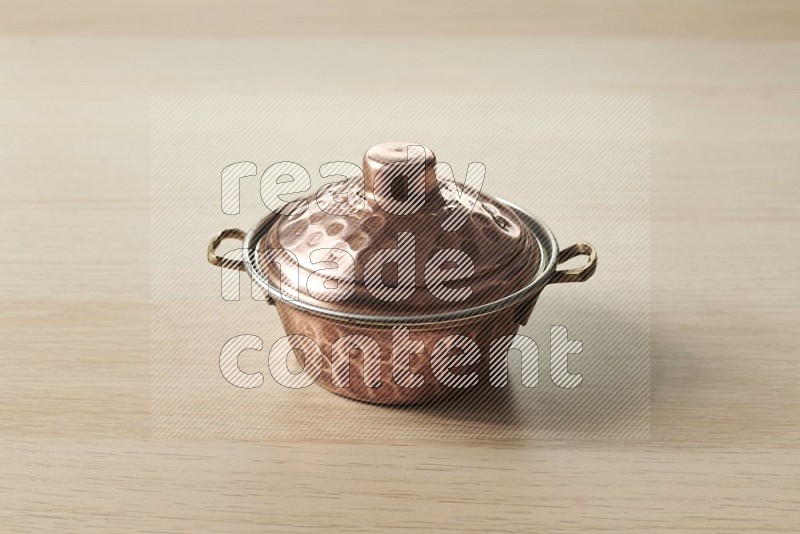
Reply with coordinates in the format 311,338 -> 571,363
1,1 -> 799,531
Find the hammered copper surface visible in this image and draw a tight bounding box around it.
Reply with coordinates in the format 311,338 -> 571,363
248,142 -> 547,404
260,142 -> 541,315
275,300 -> 535,404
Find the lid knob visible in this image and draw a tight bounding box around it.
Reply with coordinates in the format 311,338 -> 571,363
363,142 -> 438,213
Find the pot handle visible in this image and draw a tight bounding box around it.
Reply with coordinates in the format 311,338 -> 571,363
207,228 -> 248,271
549,242 -> 597,284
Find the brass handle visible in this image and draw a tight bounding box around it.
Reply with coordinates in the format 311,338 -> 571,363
549,242 -> 597,284
207,228 -> 248,270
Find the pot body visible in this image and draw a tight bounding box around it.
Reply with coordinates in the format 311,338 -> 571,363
273,296 -> 539,405
208,198 -> 597,406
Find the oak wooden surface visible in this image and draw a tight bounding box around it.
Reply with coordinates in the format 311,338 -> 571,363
1,1 -> 799,531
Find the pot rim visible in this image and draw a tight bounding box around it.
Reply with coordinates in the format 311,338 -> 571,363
239,197 -> 559,326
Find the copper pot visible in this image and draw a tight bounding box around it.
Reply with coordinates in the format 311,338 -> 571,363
208,143 -> 597,405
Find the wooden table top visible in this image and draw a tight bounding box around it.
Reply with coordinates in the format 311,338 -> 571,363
1,1 -> 798,531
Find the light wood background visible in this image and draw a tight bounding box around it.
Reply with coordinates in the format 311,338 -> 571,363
1,1 -> 798,531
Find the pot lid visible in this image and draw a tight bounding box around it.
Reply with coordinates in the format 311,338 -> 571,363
257,142 -> 542,316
